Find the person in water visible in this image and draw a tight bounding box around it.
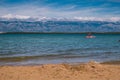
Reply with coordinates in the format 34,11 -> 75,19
88,33 -> 91,36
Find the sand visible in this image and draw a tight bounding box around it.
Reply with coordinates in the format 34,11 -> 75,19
0,61 -> 120,80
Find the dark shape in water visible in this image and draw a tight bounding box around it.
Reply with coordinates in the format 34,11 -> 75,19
118,40 -> 120,42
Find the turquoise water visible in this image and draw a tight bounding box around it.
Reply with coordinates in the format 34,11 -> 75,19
0,33 -> 120,65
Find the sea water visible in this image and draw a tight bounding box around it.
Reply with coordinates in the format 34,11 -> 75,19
0,33 -> 120,65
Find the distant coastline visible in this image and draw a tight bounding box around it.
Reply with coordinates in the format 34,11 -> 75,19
1,32 -> 120,34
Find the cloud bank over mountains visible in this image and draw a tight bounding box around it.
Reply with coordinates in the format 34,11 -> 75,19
1,14 -> 30,19
0,14 -> 120,22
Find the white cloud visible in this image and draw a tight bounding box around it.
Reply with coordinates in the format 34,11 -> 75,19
1,14 -> 30,19
109,17 -> 120,21
73,17 -> 120,21
1,14 -> 120,22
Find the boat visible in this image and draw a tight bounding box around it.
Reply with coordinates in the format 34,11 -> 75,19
86,33 -> 95,38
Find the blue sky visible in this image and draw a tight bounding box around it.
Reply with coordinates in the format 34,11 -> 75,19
0,0 -> 120,20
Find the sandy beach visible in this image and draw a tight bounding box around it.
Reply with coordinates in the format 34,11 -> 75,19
0,61 -> 120,80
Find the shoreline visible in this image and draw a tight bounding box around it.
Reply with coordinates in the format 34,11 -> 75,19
1,32 -> 120,34
101,60 -> 120,65
0,61 -> 120,80
0,60 -> 120,66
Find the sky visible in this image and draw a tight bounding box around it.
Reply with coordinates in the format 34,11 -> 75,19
0,0 -> 120,21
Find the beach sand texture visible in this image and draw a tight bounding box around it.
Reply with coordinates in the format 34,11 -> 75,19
0,61 -> 120,80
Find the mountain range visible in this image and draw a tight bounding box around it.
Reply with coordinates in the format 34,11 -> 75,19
0,19 -> 120,32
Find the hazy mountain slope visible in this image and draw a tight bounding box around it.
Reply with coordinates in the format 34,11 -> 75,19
0,21 -> 120,32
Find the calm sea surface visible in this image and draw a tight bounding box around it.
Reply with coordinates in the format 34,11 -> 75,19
0,33 -> 120,65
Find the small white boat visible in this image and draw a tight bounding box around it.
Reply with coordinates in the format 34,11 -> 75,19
86,36 -> 95,38
86,33 -> 95,38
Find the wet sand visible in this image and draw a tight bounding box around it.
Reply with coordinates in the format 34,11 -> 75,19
0,61 -> 120,80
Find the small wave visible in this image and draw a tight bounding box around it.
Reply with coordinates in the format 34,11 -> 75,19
56,48 -> 107,53
0,53 -> 98,62
0,52 -> 18,56
57,48 -> 81,53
